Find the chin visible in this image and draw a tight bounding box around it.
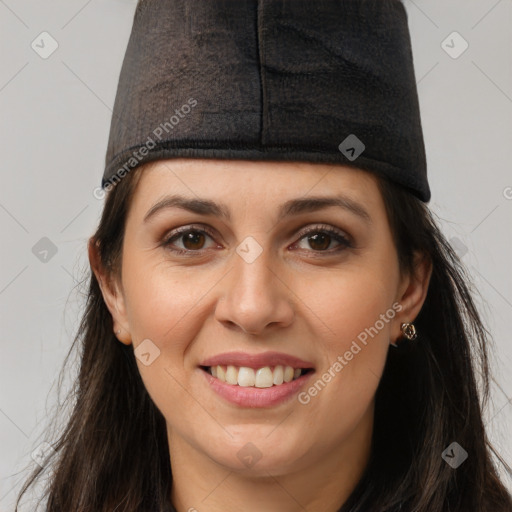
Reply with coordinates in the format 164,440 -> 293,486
199,430 -> 310,475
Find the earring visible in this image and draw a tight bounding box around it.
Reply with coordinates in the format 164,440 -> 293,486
116,329 -> 121,335
391,322 -> 417,348
401,322 -> 417,340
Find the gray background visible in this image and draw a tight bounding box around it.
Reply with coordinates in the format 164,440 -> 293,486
1,0 -> 511,509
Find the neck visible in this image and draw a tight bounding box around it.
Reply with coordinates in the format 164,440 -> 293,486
167,406 -> 374,512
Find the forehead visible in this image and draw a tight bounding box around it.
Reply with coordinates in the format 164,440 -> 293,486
128,158 -> 383,218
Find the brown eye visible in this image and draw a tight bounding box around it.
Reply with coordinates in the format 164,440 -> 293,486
306,232 -> 331,251
294,226 -> 352,253
180,231 -> 207,250
162,226 -> 217,255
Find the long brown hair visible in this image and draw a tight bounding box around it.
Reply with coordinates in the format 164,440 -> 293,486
14,164 -> 512,511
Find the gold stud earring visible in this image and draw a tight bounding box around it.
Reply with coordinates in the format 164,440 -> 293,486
401,322 -> 417,340
391,322 -> 417,348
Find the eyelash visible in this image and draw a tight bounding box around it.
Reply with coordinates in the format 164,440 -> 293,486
161,224 -> 353,256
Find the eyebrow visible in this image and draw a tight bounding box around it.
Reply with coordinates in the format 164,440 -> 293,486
143,194 -> 372,225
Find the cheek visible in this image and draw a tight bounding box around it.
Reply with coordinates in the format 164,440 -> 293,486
299,260 -> 397,346
120,257 -> 212,427
294,263 -> 396,417
122,254 -> 203,344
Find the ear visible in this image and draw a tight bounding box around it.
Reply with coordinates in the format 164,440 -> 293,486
88,237 -> 132,346
391,251 -> 432,345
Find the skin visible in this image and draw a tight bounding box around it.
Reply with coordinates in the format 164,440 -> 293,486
89,158 -> 432,512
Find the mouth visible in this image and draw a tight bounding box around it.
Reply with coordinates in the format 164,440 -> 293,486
198,350 -> 315,389
199,364 -> 314,388
198,351 -> 316,408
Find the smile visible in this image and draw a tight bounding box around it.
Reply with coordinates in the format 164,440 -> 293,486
201,365 -> 313,388
198,351 -> 316,407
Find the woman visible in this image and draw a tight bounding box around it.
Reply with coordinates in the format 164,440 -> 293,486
15,0 -> 512,511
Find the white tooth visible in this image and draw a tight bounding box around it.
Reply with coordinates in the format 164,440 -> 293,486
225,365 -> 238,385
213,364 -> 299,387
283,366 -> 294,383
216,365 -> 226,382
273,365 -> 284,385
238,367 -> 256,387
255,367 -> 273,388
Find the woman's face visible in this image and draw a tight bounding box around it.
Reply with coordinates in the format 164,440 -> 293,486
94,158 -> 428,477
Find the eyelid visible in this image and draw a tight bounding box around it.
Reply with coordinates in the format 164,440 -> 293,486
294,224 -> 353,246
166,223 -> 216,238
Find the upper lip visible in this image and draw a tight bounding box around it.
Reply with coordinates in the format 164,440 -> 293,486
200,351 -> 315,369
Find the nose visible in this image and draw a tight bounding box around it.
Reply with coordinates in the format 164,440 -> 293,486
214,245 -> 295,336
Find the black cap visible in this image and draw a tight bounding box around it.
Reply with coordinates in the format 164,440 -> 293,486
103,0 -> 430,202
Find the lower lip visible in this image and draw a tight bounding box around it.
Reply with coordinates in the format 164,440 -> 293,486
200,368 -> 314,408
